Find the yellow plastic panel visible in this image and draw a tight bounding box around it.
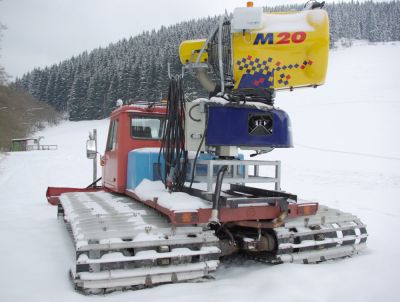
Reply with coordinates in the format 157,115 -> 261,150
232,9 -> 329,90
179,39 -> 208,65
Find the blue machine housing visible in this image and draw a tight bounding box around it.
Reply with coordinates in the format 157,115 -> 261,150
205,104 -> 292,148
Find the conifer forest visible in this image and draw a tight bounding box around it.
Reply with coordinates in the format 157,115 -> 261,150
13,1 -> 400,120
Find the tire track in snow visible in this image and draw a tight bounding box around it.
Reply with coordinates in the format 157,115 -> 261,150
296,143 -> 400,161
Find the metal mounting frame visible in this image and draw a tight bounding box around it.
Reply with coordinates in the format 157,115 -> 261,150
187,158 -> 281,192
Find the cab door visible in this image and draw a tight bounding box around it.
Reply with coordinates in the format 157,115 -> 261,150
102,118 -> 119,191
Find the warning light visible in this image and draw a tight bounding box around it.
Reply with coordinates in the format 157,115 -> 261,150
247,1 -> 254,7
176,212 -> 197,224
299,204 -> 318,216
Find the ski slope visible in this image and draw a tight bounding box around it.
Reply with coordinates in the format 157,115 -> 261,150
0,42 -> 399,302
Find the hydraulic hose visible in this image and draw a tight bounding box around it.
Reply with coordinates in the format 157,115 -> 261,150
210,165 -> 228,224
158,76 -> 188,192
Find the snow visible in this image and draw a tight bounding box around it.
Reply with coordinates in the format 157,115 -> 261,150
193,96 -> 273,110
132,147 -> 161,154
77,247 -> 221,265
78,260 -> 220,281
0,42 -> 400,301
0,152 -> 6,163
81,201 -> 108,215
263,11 -> 316,32
133,179 -> 212,211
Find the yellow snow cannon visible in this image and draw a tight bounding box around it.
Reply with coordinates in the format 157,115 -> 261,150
179,3 -> 329,92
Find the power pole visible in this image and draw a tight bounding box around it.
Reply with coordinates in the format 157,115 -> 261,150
92,129 -> 97,183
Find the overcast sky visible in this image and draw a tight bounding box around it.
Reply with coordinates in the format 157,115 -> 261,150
0,0 -> 376,79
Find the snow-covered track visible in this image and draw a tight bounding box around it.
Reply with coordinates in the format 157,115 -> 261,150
58,191 -> 220,294
57,191 -> 367,293
274,205 -> 368,264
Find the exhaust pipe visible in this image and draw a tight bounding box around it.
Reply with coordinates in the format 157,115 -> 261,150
195,68 -> 216,93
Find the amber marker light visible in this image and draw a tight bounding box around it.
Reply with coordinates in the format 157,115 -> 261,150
300,204 -> 318,216
176,212 -> 197,224
247,1 -> 254,7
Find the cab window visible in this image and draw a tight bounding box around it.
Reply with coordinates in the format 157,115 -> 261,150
131,115 -> 165,139
106,119 -> 119,151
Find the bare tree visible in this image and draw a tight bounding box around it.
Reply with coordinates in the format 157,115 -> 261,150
0,13 -> 9,85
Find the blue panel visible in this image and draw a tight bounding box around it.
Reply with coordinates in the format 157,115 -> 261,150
127,149 -> 246,189
205,105 -> 292,148
126,149 -> 165,190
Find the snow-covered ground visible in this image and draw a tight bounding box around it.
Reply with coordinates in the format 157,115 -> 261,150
1,42 -> 399,302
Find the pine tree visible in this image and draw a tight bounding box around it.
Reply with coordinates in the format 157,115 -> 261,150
12,1 -> 400,121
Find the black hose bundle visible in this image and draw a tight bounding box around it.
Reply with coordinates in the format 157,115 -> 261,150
158,75 -> 188,192
227,88 -> 275,106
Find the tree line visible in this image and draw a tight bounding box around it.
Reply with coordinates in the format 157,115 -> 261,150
0,85 -> 61,150
12,1 -> 400,121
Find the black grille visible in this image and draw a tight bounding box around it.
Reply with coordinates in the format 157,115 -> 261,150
248,113 -> 273,136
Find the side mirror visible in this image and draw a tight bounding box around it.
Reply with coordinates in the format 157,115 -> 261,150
86,139 -> 97,159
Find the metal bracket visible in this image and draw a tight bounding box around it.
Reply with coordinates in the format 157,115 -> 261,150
167,62 -> 185,79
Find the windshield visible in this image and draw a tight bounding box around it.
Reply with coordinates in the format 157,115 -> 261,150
131,115 -> 165,139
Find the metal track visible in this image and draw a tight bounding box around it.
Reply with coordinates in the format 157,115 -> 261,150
59,191 -> 220,293
58,191 -> 367,293
252,205 -> 368,264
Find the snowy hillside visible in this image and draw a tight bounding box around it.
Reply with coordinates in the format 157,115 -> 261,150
1,42 -> 399,302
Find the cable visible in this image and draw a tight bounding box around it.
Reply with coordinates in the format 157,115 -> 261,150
86,177 -> 102,188
227,88 -> 275,106
189,126 -> 206,189
188,103 -> 201,122
209,165 -> 229,224
158,75 -> 188,192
